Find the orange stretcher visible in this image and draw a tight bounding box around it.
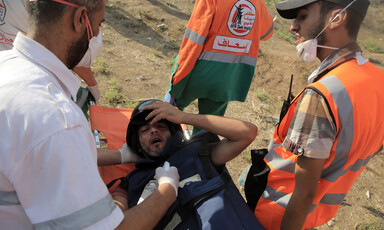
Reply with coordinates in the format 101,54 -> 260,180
89,104 -> 136,192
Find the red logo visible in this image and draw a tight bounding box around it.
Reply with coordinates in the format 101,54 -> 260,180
227,0 -> 256,37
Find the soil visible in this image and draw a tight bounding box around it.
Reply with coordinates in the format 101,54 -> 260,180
95,0 -> 384,228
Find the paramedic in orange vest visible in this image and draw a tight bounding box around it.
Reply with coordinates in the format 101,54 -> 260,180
251,0 -> 384,229
165,0 -> 274,134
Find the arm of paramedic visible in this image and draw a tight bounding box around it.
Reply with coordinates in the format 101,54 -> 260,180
97,149 -> 121,166
171,0 -> 214,85
97,144 -> 143,166
143,101 -> 258,166
116,165 -> 179,230
281,156 -> 325,230
113,194 -> 129,211
281,89 -> 333,229
115,184 -> 176,230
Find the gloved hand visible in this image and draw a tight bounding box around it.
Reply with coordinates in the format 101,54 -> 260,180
155,161 -> 179,196
88,84 -> 101,104
119,143 -> 143,164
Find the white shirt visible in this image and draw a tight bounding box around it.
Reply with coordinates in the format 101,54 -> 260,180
0,0 -> 28,51
0,33 -> 123,229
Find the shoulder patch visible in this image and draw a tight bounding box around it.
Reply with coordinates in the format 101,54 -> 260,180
227,0 -> 256,37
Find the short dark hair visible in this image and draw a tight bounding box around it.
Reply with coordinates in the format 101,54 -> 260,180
319,1 -> 363,39
27,0 -> 103,27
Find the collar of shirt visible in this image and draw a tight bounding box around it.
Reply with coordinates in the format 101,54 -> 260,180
13,32 -> 81,101
308,42 -> 366,84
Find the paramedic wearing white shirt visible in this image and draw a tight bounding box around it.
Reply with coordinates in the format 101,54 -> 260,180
0,0 -> 178,229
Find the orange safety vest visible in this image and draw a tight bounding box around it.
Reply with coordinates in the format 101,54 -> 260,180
255,59 -> 384,229
169,0 -> 274,103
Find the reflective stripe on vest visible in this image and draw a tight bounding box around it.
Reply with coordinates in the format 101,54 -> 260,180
0,191 -> 20,205
33,194 -> 116,230
260,23 -> 274,40
199,51 -> 257,66
268,137 -> 374,183
262,184 -> 346,212
184,28 -> 206,45
320,76 -> 353,181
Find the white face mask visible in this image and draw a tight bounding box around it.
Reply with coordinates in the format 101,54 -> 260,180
296,39 -> 338,62
295,0 -> 357,62
296,39 -> 319,62
46,0 -> 103,68
76,31 -> 103,68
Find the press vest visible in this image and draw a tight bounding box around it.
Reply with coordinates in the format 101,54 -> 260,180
254,59 -> 384,229
168,0 -> 274,104
121,131 -> 264,230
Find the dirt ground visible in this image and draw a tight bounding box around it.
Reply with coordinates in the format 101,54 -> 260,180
95,0 -> 384,228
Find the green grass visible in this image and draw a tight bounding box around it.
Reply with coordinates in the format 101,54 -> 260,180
152,50 -> 163,58
178,25 -> 186,32
107,3 -> 142,28
166,1 -> 178,9
105,0 -> 115,9
276,28 -> 295,44
124,18 -> 142,28
125,101 -> 140,109
105,80 -> 140,108
105,78 -> 125,106
163,40 -> 180,50
356,217 -> 384,230
112,11 -> 127,20
157,24 -> 169,32
93,58 -> 110,75
139,10 -> 157,21
242,150 -> 252,162
302,68 -> 312,77
255,88 -> 271,103
264,0 -> 274,6
364,38 -> 384,53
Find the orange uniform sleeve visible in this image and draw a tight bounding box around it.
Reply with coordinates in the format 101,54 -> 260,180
171,0 -> 216,86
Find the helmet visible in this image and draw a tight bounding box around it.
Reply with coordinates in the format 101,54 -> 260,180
126,99 -> 183,157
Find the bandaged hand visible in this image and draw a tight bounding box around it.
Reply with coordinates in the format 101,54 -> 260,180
119,143 -> 143,164
155,161 -> 179,196
88,84 -> 101,103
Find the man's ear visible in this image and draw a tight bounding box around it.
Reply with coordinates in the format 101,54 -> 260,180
73,6 -> 87,33
329,9 -> 347,29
